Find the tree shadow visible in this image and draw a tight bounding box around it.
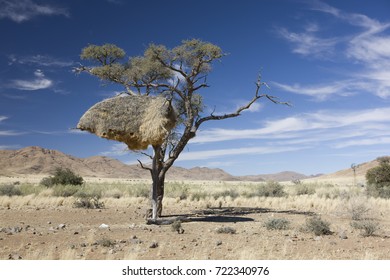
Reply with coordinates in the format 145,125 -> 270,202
151,206 -> 315,225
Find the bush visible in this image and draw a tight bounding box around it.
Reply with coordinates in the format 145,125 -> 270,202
97,238 -> 115,247
52,185 -> 79,197
251,181 -> 287,198
213,189 -> 239,200
216,226 -> 236,234
295,184 -> 316,196
304,216 -> 332,236
347,197 -> 370,220
73,197 -> 104,209
40,168 -> 84,187
351,220 -> 380,237
366,157 -> 390,198
171,220 -> 184,234
264,218 -> 290,230
0,184 -> 22,196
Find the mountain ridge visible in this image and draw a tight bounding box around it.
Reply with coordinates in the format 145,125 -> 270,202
0,146 -> 315,182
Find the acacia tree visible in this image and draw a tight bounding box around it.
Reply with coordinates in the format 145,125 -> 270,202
75,39 -> 287,220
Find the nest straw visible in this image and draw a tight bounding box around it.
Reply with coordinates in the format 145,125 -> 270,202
77,95 -> 176,150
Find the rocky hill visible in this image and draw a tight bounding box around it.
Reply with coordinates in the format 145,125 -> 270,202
0,146 -> 311,181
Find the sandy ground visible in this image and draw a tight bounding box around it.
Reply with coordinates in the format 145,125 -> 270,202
1,195 -> 390,260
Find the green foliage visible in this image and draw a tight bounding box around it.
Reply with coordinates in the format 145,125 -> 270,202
304,216 -> 332,236
264,218 -> 290,230
81,44 -> 125,65
165,182 -> 190,200
18,183 -> 46,196
52,185 -> 79,197
366,157 -> 390,198
128,184 -> 150,198
295,184 -> 316,196
246,181 -> 287,198
0,184 -> 22,196
190,191 -> 208,201
40,168 -> 84,187
212,189 -> 239,200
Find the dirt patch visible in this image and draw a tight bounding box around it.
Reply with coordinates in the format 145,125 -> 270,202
1,199 -> 390,260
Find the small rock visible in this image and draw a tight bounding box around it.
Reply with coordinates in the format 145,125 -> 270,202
47,221 -> 52,225
314,236 -> 322,241
58,224 -> 66,230
99,224 -> 109,229
8,253 -> 22,260
74,231 -> 79,235
216,240 -> 223,246
149,242 -> 158,248
339,231 -> 348,240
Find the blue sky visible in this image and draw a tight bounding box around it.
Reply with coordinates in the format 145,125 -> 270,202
1,0 -> 390,176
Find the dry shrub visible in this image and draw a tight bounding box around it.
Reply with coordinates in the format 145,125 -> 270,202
264,218 -> 290,230
77,95 -> 176,150
351,220 -> 380,237
303,216 -> 332,236
216,226 -> 236,234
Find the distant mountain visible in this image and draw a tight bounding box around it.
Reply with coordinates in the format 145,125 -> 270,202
0,146 -> 312,182
315,158 -> 382,180
238,171 -> 312,182
0,146 -> 237,181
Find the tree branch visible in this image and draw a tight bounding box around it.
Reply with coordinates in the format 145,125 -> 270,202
137,159 -> 152,172
195,76 -> 290,129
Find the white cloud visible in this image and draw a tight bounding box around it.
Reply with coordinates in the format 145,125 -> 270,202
277,27 -> 337,58
8,54 -> 74,67
100,143 -> 130,156
334,137 -> 390,149
10,69 -> 53,91
0,145 -> 20,150
177,146 -> 305,162
272,80 -> 360,101
0,0 -> 69,23
0,116 -> 24,136
191,107 -> 390,154
276,1 -> 390,100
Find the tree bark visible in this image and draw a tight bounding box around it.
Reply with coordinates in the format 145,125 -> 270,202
149,145 -> 165,220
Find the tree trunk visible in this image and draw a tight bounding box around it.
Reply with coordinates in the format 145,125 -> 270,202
149,145 -> 165,220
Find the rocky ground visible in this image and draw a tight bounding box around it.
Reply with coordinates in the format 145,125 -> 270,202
1,199 -> 390,260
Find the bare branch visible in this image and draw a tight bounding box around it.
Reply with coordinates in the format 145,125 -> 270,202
140,152 -> 153,160
195,76 -> 290,129
137,159 -> 152,172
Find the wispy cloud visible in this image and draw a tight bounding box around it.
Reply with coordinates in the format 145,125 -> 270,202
8,54 -> 74,67
272,80 -> 361,101
10,69 -> 53,91
100,143 -> 130,156
191,107 -> 390,153
177,146 -> 305,162
0,0 -> 69,23
0,116 -> 24,136
276,27 -> 338,58
276,1 -> 390,99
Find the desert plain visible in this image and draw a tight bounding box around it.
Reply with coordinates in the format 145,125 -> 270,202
1,174 -> 390,260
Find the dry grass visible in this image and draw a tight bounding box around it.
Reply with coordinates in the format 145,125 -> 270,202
2,178 -> 390,260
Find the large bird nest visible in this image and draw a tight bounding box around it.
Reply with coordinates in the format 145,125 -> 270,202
77,95 -> 177,150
